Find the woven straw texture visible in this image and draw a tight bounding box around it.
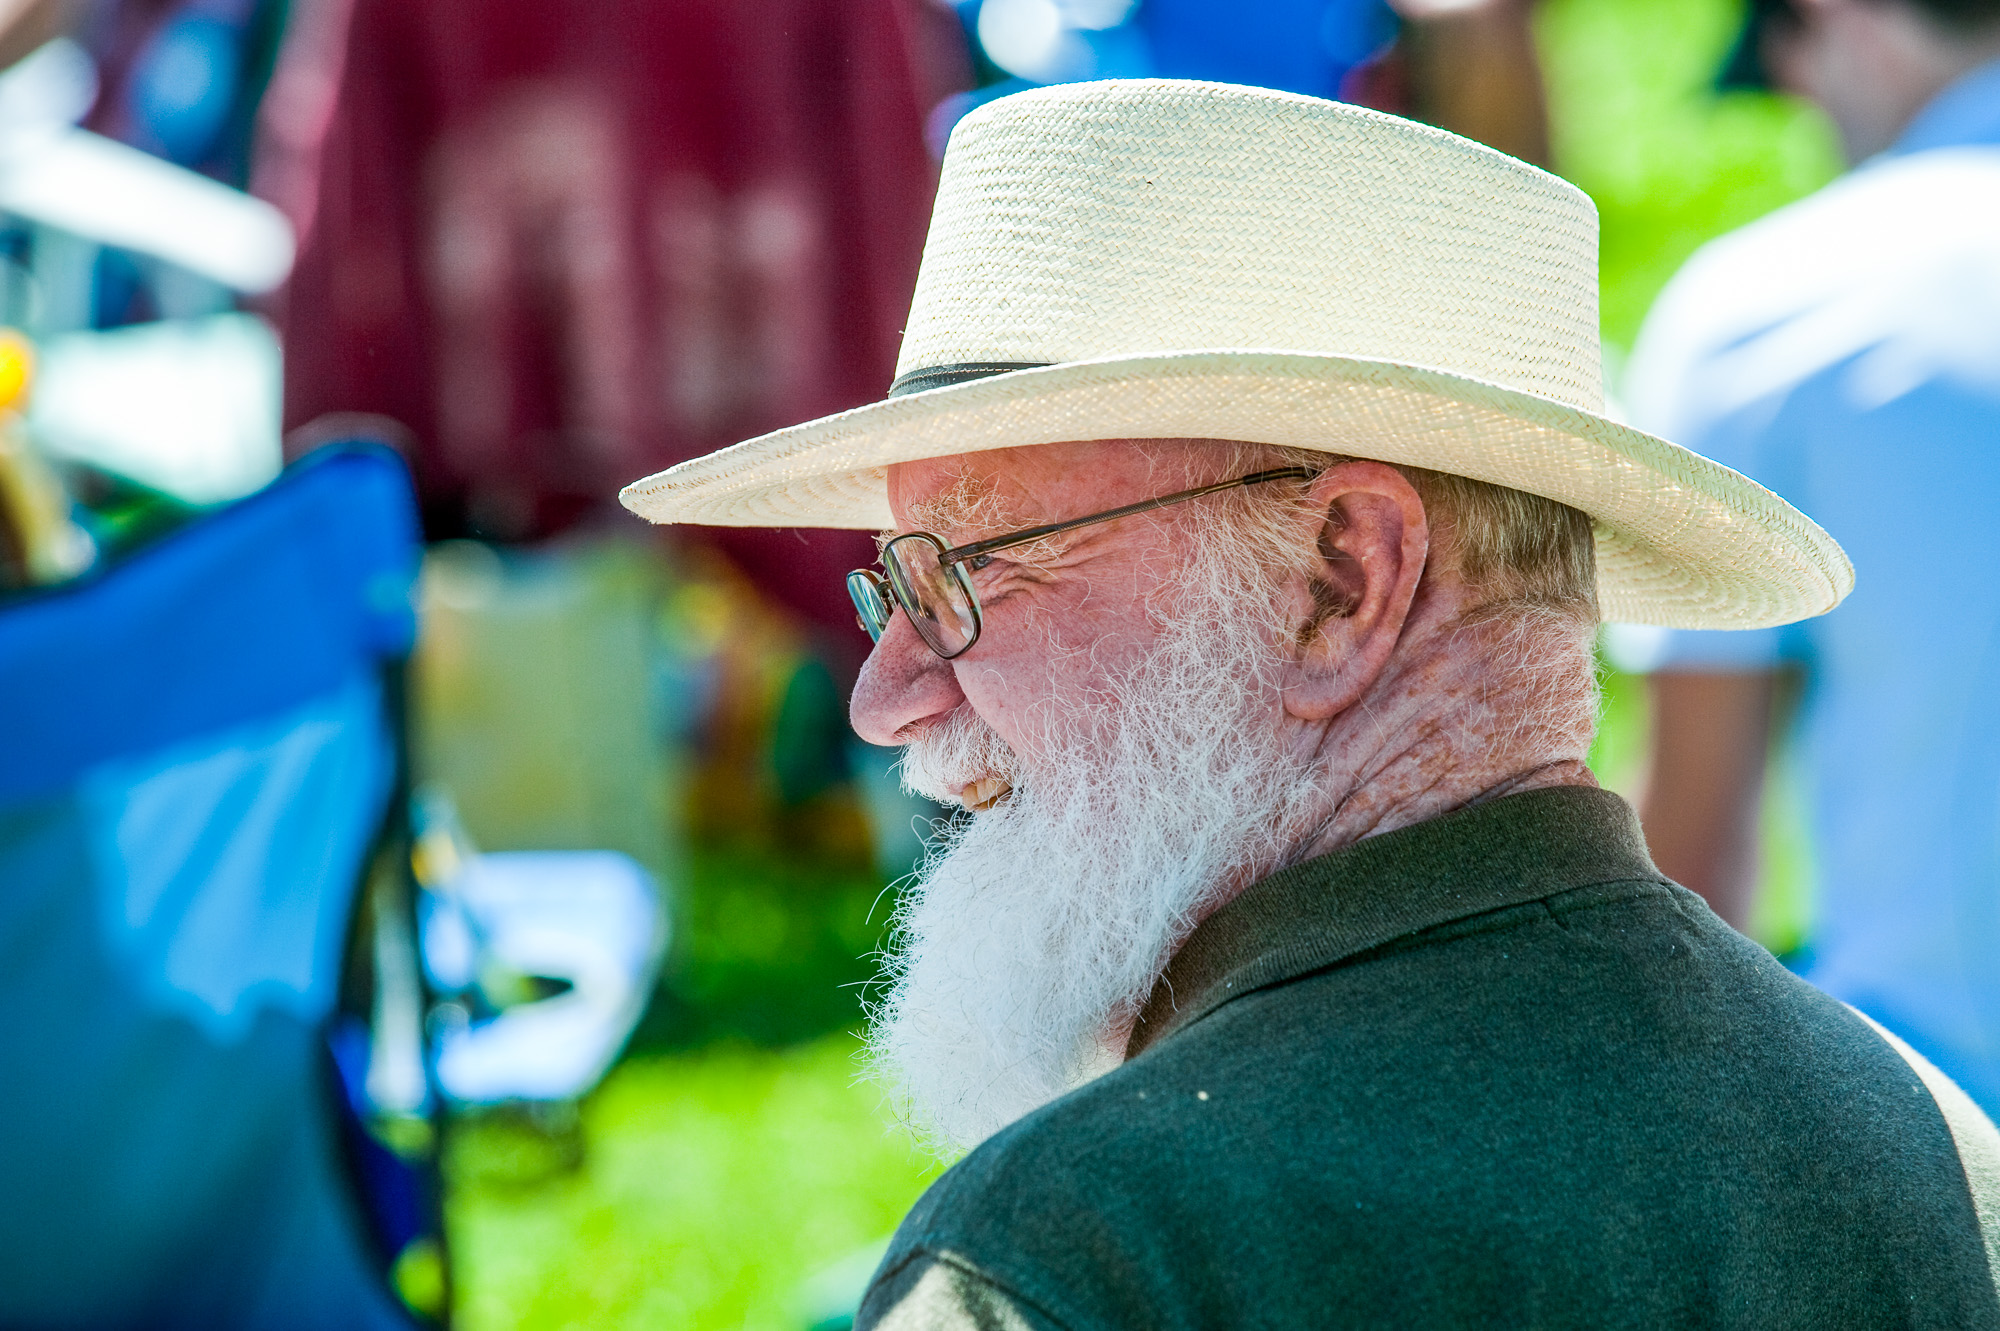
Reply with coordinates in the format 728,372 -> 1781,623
620,80 -> 1852,631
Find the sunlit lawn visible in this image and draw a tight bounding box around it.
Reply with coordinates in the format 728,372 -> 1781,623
446,1 -> 1836,1325
449,1037 -> 942,1331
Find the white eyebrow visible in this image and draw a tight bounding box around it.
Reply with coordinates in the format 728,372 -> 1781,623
890,471 -> 1079,568
904,471 -> 1025,542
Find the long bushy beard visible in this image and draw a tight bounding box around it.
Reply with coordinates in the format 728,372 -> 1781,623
867,539 -> 1322,1154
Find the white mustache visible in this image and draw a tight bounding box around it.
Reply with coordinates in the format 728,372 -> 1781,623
898,706 -> 1020,809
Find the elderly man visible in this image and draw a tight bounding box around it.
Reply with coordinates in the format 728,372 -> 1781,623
625,81 -> 2000,1327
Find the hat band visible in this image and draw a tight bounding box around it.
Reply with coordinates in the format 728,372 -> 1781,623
888,361 -> 1051,398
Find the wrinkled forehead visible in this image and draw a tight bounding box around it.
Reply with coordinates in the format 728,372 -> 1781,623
884,438 -> 1251,540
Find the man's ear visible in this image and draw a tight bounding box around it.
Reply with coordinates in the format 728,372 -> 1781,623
1278,460 -> 1429,722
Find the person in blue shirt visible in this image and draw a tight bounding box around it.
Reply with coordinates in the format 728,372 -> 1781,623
1624,0 -> 2000,1115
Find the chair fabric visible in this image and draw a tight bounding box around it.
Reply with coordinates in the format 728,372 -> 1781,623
0,444 -> 423,1329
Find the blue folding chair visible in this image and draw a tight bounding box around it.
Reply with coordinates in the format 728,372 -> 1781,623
0,443 -> 435,1329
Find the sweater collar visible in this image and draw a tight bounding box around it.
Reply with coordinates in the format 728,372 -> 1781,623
1126,786 -> 1664,1058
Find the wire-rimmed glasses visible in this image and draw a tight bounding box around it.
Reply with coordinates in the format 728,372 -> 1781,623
847,466 -> 1315,660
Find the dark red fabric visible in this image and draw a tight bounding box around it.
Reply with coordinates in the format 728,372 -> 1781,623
270,0 -> 967,637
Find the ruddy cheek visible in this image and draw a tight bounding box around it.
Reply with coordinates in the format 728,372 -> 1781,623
950,657 -> 1022,730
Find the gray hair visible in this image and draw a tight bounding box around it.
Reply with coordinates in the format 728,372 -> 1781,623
1205,443 -> 1599,636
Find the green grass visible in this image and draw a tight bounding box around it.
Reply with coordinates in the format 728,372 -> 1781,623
449,1037 -> 941,1331
447,4 -> 1840,1325
445,839 -> 920,1331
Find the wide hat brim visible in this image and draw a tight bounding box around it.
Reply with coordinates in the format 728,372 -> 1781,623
619,349 -> 1852,631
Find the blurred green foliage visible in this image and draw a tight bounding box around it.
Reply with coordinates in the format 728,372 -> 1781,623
1540,0 -> 1839,350
1587,666 -> 1651,794
449,2 -> 1845,1326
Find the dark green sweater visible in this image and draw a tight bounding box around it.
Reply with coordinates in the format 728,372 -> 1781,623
859,787 -> 2000,1329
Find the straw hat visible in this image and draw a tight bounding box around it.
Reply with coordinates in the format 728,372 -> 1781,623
620,79 -> 1851,630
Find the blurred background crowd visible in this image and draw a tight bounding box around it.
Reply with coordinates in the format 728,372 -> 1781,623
2,0 -> 1995,1326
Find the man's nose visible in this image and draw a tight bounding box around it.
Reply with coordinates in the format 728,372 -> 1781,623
850,611 -> 966,745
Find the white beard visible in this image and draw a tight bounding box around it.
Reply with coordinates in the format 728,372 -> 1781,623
868,556 -> 1322,1154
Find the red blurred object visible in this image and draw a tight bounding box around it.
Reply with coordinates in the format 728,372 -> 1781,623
265,0 -> 968,640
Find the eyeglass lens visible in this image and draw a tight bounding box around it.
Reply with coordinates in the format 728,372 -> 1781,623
846,570 -> 893,642
883,534 -> 980,658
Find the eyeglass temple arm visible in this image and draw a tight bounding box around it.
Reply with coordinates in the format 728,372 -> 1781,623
939,467 -> 1318,566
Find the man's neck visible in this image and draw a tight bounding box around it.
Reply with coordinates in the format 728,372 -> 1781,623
1095,606 -> 1598,1072
1091,595 -> 1598,1073
1285,593 -> 1600,865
